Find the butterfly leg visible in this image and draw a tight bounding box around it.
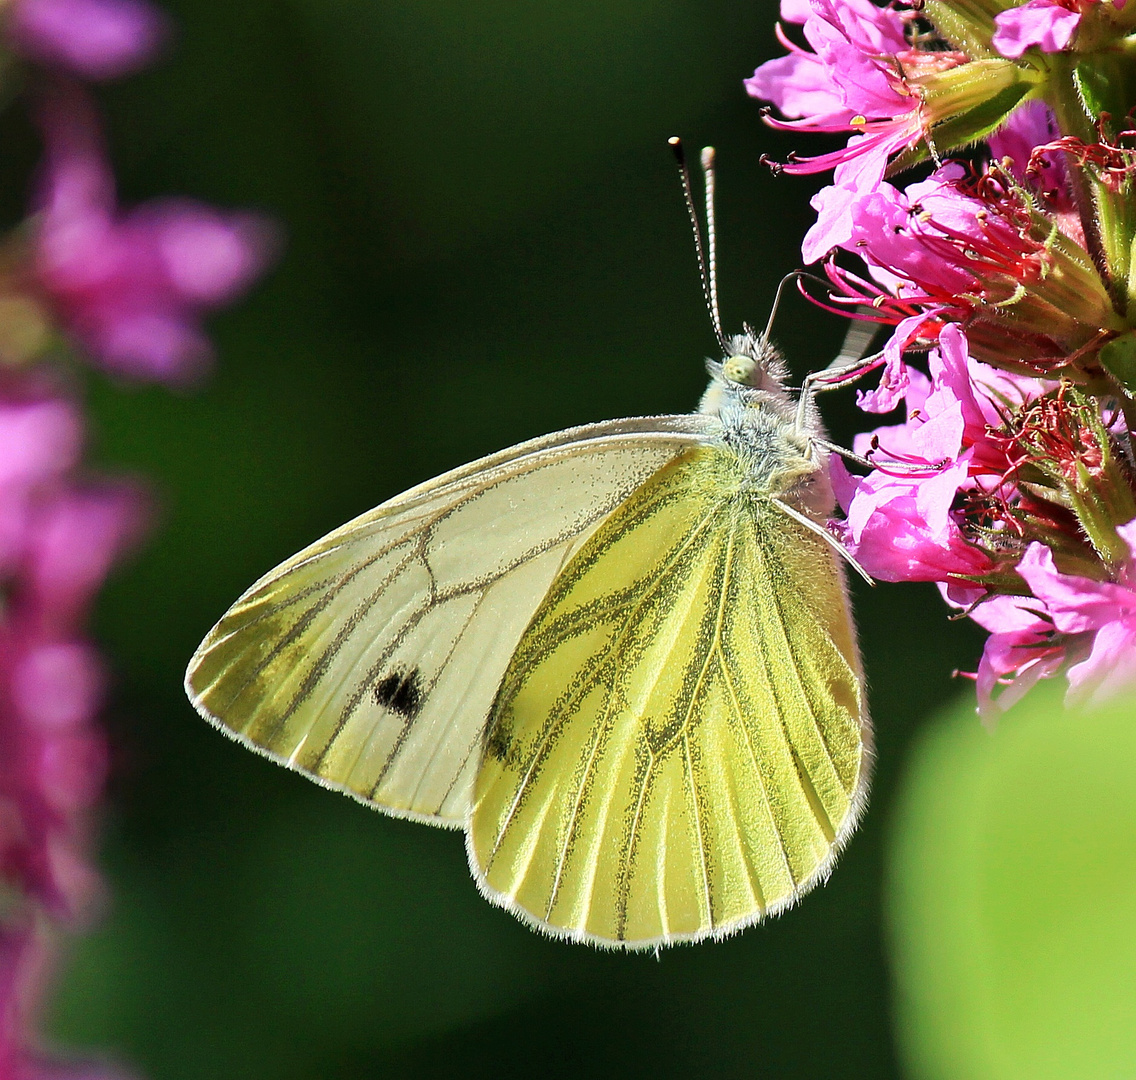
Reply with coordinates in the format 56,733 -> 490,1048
794,348 -> 887,433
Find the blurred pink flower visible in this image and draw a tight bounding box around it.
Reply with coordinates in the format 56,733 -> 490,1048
0,377 -> 146,1080
33,88 -> 275,383
5,0 -> 168,81
0,4 -> 273,1075
0,921 -> 136,1080
0,395 -> 83,576
0,383 -> 145,921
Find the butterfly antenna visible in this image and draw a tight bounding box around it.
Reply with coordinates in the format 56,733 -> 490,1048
761,269 -> 832,347
761,272 -> 800,347
669,137 -> 728,353
701,146 -> 724,348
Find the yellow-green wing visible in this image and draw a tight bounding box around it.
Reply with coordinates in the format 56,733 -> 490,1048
468,444 -> 868,947
185,416 -> 717,827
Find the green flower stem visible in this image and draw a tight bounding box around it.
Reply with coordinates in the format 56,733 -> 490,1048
1045,54 -> 1121,308
926,0 -> 997,57
1068,477 -> 1136,566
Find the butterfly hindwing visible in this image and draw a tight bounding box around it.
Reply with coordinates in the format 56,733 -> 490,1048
468,443 -> 868,946
185,416 -> 717,826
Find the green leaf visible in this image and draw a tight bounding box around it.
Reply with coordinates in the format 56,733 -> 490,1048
1073,57 -> 1136,132
1099,330 -> 1136,393
888,680 -> 1136,1080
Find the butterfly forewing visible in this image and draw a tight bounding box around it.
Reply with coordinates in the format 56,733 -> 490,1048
468,444 -> 867,946
186,416 -> 716,825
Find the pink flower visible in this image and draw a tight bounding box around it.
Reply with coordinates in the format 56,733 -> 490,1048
967,594 -> 1064,718
5,0 -> 168,81
0,5 -> 272,1074
33,88 -> 275,384
854,315 -> 918,414
1016,530 -> 1136,704
833,328 -> 990,585
747,0 -> 910,122
26,482 -> 147,630
989,100 -> 1060,178
0,375 -> 146,1078
0,395 -> 83,576
0,382 -> 144,952
831,325 -> 1046,598
746,0 -> 931,186
965,520 -> 1136,716
832,455 -> 994,587
990,100 -> 1085,239
806,159 -> 1110,369
992,0 -> 1082,58
807,163 -> 1042,302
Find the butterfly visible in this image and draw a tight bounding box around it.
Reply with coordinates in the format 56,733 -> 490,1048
184,145 -> 872,949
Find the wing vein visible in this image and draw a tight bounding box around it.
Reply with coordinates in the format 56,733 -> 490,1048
614,751 -> 656,941
711,517 -> 765,913
490,497 -> 723,857
757,516 -> 847,829
682,733 -> 713,927
718,642 -> 795,890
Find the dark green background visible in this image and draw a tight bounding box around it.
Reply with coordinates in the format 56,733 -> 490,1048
41,2 -> 985,1076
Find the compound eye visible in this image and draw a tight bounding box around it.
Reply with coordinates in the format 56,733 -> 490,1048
722,354 -> 757,384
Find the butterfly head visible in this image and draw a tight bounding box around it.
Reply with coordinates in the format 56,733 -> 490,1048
700,329 -> 792,418
718,330 -> 788,393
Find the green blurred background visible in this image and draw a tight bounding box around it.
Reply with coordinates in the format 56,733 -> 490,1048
22,1 -> 1134,1077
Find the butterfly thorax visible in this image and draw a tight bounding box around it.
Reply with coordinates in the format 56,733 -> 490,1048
698,331 -> 831,514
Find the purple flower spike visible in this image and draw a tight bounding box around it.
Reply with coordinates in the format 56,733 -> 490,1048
5,0 -> 169,81
34,88 -> 276,384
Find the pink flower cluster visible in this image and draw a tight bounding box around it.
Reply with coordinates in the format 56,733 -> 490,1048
0,0 -> 274,1075
831,324 -> 1032,596
6,0 -> 168,81
34,89 -> 274,384
971,528 -> 1136,712
0,386 -> 144,1080
749,0 -> 1136,714
829,321 -> 1136,717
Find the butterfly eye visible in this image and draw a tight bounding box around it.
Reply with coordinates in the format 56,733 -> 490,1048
723,354 -> 757,384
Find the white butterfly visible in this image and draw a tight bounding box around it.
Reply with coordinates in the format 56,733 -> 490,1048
185,145 -> 874,948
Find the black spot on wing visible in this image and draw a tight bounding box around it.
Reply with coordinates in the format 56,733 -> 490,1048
374,669 -> 423,719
